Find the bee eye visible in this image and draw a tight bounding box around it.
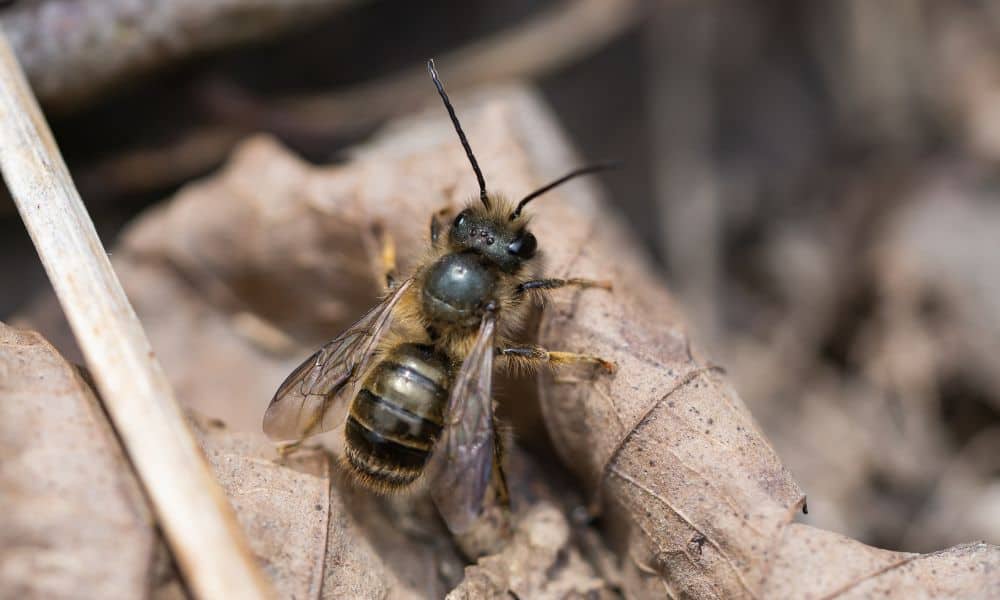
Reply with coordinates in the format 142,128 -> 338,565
506,231 -> 537,259
452,210 -> 469,229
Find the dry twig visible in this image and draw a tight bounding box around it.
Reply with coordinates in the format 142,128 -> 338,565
0,34 -> 273,599
1,0 -> 362,110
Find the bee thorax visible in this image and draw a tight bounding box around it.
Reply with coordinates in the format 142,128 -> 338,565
421,253 -> 497,327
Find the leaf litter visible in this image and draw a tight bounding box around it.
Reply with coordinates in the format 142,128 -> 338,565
8,86 -> 998,598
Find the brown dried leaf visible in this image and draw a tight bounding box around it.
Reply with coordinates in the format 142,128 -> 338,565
0,319 -> 457,598
19,84 -> 999,597
0,323 -> 156,599
192,416 -> 457,599
765,525 -> 999,599
192,417 -> 330,599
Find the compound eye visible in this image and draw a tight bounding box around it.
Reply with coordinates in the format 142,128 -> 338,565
506,231 -> 537,259
452,210 -> 470,229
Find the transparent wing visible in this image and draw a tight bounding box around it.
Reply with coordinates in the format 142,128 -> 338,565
262,279 -> 412,442
426,313 -> 497,534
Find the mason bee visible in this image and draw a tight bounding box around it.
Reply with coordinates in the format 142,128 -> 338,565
263,59 -> 616,534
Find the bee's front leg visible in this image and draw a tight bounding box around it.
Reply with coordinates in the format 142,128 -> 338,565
516,278 -> 613,294
497,345 -> 616,374
429,206 -> 451,244
368,223 -> 398,291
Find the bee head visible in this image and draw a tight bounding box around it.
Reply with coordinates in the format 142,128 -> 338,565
427,58 -> 616,272
448,200 -> 536,273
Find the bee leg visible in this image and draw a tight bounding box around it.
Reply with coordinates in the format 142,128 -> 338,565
516,278 -> 613,294
429,206 -> 451,244
274,397 -> 327,458
370,223 -> 398,290
492,419 -> 511,508
276,440 -> 303,457
498,345 -> 617,374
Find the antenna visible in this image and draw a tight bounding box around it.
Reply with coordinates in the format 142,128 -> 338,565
427,59 -> 489,209
510,162 -> 619,220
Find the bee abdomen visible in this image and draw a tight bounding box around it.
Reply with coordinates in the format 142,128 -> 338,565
345,344 -> 450,489
344,413 -> 430,488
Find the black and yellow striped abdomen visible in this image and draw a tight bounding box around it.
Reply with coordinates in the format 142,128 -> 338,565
345,343 -> 450,489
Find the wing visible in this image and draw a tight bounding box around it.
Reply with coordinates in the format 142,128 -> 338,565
262,279 -> 412,442
426,313 -> 497,534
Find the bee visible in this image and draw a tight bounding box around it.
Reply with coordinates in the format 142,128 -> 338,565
263,59 -> 616,534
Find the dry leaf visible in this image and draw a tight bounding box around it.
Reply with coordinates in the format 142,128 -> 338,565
0,323 -> 156,599
192,415 -> 461,599
18,85 -> 1000,597
0,320 -> 465,598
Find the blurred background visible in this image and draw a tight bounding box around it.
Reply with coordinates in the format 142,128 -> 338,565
2,0 -> 998,556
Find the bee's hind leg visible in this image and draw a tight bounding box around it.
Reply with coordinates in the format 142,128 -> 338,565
274,401 -> 327,458
498,345 -> 617,375
492,419 -> 511,509
276,440 -> 303,458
